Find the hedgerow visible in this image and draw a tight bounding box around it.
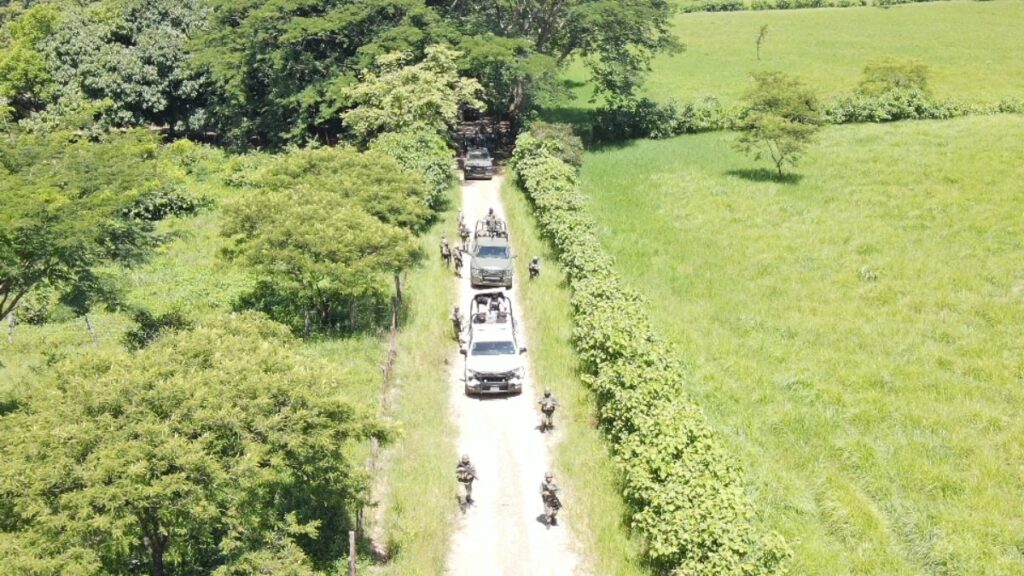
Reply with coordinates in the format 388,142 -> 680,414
512,128 -> 791,575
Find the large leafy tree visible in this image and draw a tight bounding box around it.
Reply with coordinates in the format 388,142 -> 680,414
222,148 -> 426,334
433,0 -> 680,103
340,45 -> 483,143
0,314 -> 386,576
0,129 -> 168,322
0,0 -> 211,132
194,0 -> 452,147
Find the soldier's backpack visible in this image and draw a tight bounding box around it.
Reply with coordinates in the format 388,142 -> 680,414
540,398 -> 557,414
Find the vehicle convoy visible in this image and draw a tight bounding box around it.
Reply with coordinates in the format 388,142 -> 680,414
461,291 -> 526,395
464,147 -> 495,180
470,218 -> 514,289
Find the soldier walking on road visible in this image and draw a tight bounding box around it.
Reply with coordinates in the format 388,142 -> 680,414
538,388 -> 559,432
540,472 -> 561,526
451,306 -> 464,340
528,256 -> 541,280
453,249 -> 464,277
456,454 -> 478,510
440,235 -> 452,267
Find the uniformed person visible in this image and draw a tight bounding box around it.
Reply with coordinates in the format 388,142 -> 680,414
538,388 -> 558,431
540,472 -> 561,525
456,454 -> 478,507
453,249 -> 464,277
528,256 -> 541,280
451,306 -> 464,340
440,235 -> 452,267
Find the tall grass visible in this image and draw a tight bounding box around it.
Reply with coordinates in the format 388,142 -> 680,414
578,115 -> 1024,575
375,194 -> 459,576
501,179 -> 649,575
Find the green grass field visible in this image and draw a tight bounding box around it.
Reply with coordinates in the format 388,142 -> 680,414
578,114 -> 1024,575
566,0 -> 1024,106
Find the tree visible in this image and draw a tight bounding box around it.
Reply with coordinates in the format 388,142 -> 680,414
0,129 -> 171,322
0,4 -> 58,119
340,45 -> 484,143
368,128 -> 456,210
220,147 -> 423,332
0,314 -> 386,576
734,71 -> 821,178
433,0 -> 680,103
227,146 -> 435,232
194,0 -> 449,147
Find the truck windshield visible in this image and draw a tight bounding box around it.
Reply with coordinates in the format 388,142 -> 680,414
471,341 -> 517,356
475,246 -> 509,258
468,150 -> 489,160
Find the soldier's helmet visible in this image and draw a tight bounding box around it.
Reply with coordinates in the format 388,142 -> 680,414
543,389 -> 551,397
488,208 -> 495,215
532,257 -> 539,263
545,472 -> 553,480
460,454 -> 470,464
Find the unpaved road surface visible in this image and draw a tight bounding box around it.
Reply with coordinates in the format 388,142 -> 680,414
445,174 -> 585,576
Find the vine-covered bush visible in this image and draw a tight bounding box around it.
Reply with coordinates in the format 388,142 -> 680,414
512,128 -> 791,575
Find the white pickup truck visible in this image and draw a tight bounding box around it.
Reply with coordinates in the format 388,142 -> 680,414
460,291 -> 526,395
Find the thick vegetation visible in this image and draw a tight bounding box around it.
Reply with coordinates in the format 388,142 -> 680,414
579,116 -> 1024,575
0,314 -> 386,575
512,127 -> 789,575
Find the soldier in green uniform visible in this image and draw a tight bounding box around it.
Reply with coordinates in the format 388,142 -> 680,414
456,454 -> 477,509
540,472 -> 561,526
538,388 -> 558,432
451,306 -> 463,340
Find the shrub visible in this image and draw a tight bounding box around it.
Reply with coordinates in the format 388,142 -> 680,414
682,0 -> 746,12
825,87 -> 974,123
511,129 -> 791,575
122,184 -> 209,221
858,56 -> 931,97
593,97 -> 732,143
369,129 -> 456,211
121,308 -> 193,350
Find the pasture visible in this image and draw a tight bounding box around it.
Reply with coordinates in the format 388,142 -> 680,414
566,0 -> 1024,106
579,115 -> 1024,575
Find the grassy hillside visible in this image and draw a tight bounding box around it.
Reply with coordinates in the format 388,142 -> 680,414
579,115 -> 1024,575
566,0 -> 1024,106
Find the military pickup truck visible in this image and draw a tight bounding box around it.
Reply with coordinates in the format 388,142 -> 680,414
470,219 -> 513,289
461,291 -> 526,395
464,147 -> 494,180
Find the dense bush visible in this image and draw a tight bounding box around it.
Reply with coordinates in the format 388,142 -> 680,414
512,128 -> 790,575
122,185 -> 209,221
593,97 -> 731,143
121,308 -> 192,350
824,87 -> 974,123
681,0 -> 745,12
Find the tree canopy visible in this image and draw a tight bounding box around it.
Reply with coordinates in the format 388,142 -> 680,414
1,0 -> 679,144
0,314 -> 386,576
221,147 -> 427,334
0,128 -> 174,321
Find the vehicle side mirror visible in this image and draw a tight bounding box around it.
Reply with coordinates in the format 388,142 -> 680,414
460,348 -> 467,356
519,347 -> 527,354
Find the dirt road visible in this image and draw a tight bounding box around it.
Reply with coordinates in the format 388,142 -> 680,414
445,174 -> 585,576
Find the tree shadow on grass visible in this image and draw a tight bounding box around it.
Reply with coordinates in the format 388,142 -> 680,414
726,168 -> 803,185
